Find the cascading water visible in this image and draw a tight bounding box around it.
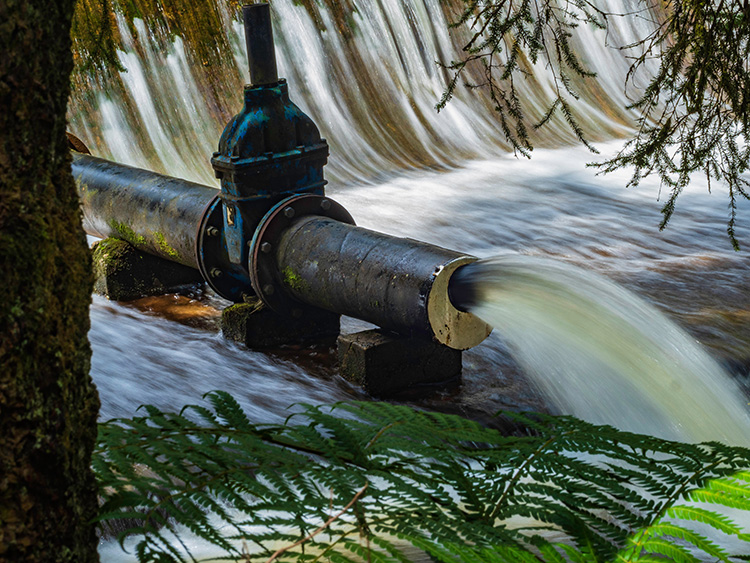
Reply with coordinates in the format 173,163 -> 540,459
454,255 -> 750,445
67,1 -> 750,559
69,0 -> 643,184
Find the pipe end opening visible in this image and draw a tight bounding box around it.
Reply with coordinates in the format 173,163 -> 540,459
428,257 -> 492,350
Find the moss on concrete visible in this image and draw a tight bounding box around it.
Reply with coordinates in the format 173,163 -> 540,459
92,237 -> 202,301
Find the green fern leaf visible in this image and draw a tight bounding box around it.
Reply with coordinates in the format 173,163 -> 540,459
666,505 -> 743,536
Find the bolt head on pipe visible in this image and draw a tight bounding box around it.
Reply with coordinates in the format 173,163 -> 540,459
283,207 -> 296,219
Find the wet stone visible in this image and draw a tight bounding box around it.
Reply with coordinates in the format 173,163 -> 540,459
221,300 -> 340,348
337,329 -> 462,397
92,238 -> 204,301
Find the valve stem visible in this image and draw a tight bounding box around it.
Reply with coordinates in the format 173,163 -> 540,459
243,3 -> 278,86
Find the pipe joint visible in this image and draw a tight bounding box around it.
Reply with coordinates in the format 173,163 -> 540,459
210,4 -> 329,275
249,194 -> 355,315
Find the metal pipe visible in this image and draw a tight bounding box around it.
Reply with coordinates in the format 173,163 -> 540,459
270,215 -> 492,350
71,152 -> 492,349
243,3 -> 278,86
72,152 -> 217,269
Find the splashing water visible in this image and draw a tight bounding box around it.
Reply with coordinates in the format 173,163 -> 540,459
74,0 -> 750,558
465,254 -> 750,446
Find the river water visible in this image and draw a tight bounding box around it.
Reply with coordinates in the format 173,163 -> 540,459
92,142 -> 750,560
70,0 -> 750,430
89,140 -> 750,429
74,1 -> 750,559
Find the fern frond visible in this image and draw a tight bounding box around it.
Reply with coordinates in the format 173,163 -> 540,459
95,396 -> 750,562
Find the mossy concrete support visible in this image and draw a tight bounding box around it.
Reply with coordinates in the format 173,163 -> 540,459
222,299 -> 340,348
337,330 -> 462,397
0,0 -> 100,560
92,238 -> 204,301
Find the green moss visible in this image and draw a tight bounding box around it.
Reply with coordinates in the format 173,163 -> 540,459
282,267 -> 309,293
92,237 -> 132,271
153,232 -> 179,259
75,181 -> 98,203
91,237 -> 201,301
108,220 -> 146,247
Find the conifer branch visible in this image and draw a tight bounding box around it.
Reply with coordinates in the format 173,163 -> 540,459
443,0 -> 750,248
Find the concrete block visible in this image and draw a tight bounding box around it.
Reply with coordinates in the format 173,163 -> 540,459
221,299 -> 340,348
337,329 -> 462,396
92,238 -> 204,301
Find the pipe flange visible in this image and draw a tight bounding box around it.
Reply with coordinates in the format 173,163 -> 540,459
428,256 -> 493,350
196,195 -> 256,302
250,194 -> 355,315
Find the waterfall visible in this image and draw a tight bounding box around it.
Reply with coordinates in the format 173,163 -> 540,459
67,0 -> 651,185
71,0 -> 750,440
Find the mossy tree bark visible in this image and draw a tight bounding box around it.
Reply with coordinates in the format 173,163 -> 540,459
0,0 -> 100,561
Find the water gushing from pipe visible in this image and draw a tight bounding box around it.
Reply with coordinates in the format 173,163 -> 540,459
452,255 -> 750,445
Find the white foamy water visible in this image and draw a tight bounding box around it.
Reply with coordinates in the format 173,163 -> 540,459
69,0 -> 651,184
467,254 -> 750,445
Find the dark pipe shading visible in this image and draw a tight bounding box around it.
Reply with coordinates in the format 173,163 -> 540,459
243,4 -> 278,86
448,263 -> 479,313
71,152 -> 217,269
274,216 -> 467,339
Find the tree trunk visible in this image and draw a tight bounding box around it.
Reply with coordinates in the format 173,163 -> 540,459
0,0 -> 101,561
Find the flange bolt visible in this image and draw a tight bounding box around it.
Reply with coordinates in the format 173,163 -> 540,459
210,268 -> 222,278
283,207 -> 296,219
263,284 -> 275,295
260,242 -> 273,253
206,226 -> 219,237
320,199 -> 331,211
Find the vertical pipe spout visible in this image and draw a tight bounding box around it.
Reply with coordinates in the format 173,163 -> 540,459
243,3 -> 278,86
